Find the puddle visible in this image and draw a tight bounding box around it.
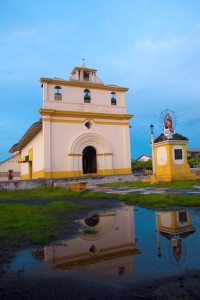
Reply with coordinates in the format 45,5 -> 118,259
9,206 -> 200,283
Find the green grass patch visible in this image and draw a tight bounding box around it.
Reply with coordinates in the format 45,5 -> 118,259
114,193 -> 200,208
0,186 -> 79,200
0,187 -> 115,201
0,201 -> 83,245
99,179 -> 200,189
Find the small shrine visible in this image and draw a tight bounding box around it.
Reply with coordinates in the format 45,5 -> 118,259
155,209 -> 196,264
150,110 -> 199,182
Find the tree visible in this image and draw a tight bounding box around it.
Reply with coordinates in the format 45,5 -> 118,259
131,160 -> 152,172
188,154 -> 200,167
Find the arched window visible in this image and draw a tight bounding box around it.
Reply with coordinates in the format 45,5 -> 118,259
54,86 -> 62,100
111,92 -> 116,105
84,89 -> 91,103
83,71 -> 89,81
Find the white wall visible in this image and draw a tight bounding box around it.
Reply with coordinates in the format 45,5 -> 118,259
43,84 -> 127,114
43,118 -> 131,173
0,153 -> 21,181
20,131 -> 43,177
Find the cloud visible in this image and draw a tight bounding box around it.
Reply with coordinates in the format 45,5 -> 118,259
0,21 -> 80,84
125,25 -> 200,93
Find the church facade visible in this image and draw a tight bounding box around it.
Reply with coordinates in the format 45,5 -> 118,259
10,63 -> 133,179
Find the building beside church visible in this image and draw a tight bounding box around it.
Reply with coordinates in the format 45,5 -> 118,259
9,63 -> 133,180
0,153 -> 20,181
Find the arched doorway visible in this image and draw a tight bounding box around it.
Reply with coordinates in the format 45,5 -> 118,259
82,146 -> 97,174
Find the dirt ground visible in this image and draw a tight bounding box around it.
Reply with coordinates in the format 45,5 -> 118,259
1,197 -> 200,300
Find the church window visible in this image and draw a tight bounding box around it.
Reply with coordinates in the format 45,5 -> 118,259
83,71 -> 89,81
111,92 -> 116,105
84,89 -> 91,103
178,211 -> 187,223
174,149 -> 183,160
85,121 -> 92,129
54,86 -> 62,100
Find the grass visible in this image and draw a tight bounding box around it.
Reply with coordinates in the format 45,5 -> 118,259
116,193 -> 200,208
0,200 -> 83,245
99,179 -> 200,189
0,186 -> 78,200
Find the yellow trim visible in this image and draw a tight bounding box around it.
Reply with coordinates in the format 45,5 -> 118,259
94,121 -> 129,126
28,161 -> 32,179
50,242 -> 136,263
68,154 -> 83,157
40,78 -> 128,92
42,117 -> 129,126
101,168 -> 132,175
21,174 -> 30,180
20,168 -> 132,179
96,153 -> 113,156
68,153 -> 113,157
19,156 -> 26,163
50,247 -> 140,269
28,148 -> 33,161
39,109 -> 133,121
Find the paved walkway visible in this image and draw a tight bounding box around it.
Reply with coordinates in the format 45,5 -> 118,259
85,174 -> 200,195
87,176 -> 200,195
88,185 -> 200,195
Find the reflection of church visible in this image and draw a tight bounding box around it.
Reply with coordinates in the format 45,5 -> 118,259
9,62 -> 132,179
156,210 -> 196,263
34,207 -> 139,276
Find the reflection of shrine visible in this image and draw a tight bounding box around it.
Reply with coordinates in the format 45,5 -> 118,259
37,207 -> 140,276
156,210 -> 196,264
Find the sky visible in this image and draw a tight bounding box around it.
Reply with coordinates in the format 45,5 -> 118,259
1,0 -> 200,161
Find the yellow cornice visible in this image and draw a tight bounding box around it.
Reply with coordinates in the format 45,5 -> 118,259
68,153 -> 113,156
39,108 -> 133,121
40,77 -> 128,92
154,140 -> 188,147
43,117 -> 130,126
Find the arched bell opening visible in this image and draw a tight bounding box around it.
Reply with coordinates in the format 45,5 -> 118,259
82,146 -> 97,174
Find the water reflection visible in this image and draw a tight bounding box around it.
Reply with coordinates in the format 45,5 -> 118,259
35,206 -> 140,276
30,205 -> 200,280
155,210 -> 196,265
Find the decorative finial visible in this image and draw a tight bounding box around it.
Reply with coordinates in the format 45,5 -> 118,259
81,58 -> 85,66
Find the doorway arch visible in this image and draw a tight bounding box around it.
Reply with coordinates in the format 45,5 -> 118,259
69,133 -> 113,175
82,146 -> 97,174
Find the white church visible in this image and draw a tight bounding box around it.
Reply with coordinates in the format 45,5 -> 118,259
8,63 -> 133,180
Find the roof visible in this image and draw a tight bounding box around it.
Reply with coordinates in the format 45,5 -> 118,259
0,152 -> 20,164
9,119 -> 42,153
154,133 -> 189,143
136,154 -> 152,161
40,64 -> 128,92
71,66 -> 97,75
187,148 -> 200,152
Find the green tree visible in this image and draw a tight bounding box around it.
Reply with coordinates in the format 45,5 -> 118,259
188,154 -> 200,167
131,160 -> 152,172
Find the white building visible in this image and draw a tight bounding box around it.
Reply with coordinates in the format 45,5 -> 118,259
137,154 -> 152,162
9,63 -> 133,180
0,153 -> 21,181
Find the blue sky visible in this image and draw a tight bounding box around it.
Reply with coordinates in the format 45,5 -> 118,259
1,0 -> 200,161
